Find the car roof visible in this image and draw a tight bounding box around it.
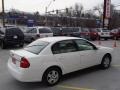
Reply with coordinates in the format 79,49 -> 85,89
28,26 -> 50,29
38,36 -> 82,43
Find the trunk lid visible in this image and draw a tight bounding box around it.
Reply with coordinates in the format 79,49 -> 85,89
10,50 -> 36,67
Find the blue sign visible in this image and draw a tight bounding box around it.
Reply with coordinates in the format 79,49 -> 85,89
27,19 -> 34,27
96,19 -> 101,26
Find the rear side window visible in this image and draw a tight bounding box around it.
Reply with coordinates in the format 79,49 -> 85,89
52,40 -> 77,54
26,28 -> 37,33
24,41 -> 49,54
39,28 -> 52,33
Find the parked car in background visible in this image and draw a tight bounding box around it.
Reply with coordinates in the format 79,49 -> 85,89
110,29 -> 120,40
61,27 -> 81,37
24,26 -> 53,42
8,36 -> 113,86
89,28 -> 98,40
80,28 -> 90,40
97,28 -> 111,40
51,27 -> 62,36
0,27 -> 24,49
72,27 -> 82,37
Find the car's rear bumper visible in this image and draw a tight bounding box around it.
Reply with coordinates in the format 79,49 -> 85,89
5,40 -> 24,45
7,59 -> 42,82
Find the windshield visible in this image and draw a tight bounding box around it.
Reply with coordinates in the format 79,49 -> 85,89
24,41 -> 49,54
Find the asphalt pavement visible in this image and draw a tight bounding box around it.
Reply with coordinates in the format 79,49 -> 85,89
0,40 -> 120,90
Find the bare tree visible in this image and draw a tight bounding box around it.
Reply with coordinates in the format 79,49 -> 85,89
72,3 -> 84,17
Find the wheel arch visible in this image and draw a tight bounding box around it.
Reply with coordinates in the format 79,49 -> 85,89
43,65 -> 63,75
102,53 -> 112,62
42,65 -> 63,81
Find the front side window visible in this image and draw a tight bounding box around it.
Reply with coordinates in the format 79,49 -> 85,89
75,39 -> 94,51
24,41 -> 49,54
52,40 -> 77,54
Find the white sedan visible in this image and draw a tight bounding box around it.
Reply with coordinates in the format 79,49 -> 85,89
8,37 -> 113,86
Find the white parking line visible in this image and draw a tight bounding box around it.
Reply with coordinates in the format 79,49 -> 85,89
58,85 -> 95,90
112,65 -> 120,67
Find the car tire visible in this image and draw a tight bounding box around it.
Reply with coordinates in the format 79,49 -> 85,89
100,54 -> 111,69
42,67 -> 62,86
1,41 -> 6,49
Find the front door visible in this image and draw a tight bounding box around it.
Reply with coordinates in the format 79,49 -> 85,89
74,39 -> 98,68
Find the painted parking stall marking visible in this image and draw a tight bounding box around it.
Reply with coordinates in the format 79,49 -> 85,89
58,85 -> 95,90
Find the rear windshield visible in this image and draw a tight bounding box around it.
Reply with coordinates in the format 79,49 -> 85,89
62,27 -> 78,33
24,41 -> 49,54
96,29 -> 101,32
51,27 -> 61,34
102,29 -> 110,32
89,29 -> 97,32
73,27 -> 79,32
6,27 -> 23,35
26,28 -> 37,33
39,28 -> 52,33
81,28 -> 89,32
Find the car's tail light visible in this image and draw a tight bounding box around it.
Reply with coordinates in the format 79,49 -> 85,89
20,57 -> 30,68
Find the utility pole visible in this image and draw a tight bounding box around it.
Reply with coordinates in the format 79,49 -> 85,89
2,0 -> 5,27
103,0 -> 106,29
45,0 -> 55,26
103,0 -> 111,29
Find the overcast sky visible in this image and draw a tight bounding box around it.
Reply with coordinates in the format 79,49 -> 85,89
0,0 -> 120,14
